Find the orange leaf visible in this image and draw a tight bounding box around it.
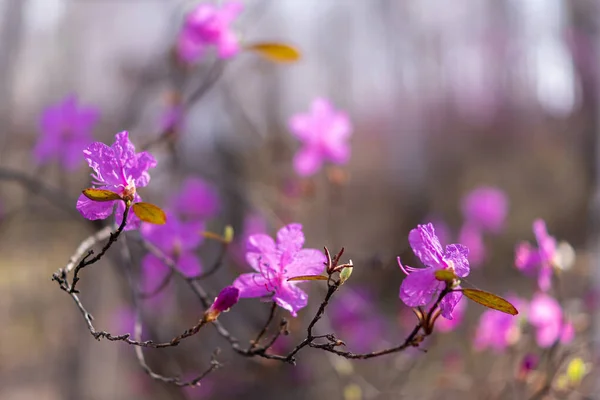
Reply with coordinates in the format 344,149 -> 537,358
132,202 -> 167,225
246,42 -> 301,63
462,289 -> 518,315
82,188 -> 122,202
287,275 -> 328,282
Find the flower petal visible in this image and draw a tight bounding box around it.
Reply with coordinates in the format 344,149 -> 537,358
177,252 -> 202,277
439,290 -> 462,320
233,273 -> 272,298
76,193 -> 115,220
399,268 -> 440,307
445,243 -> 470,277
293,147 -> 323,177
284,248 -> 327,278
276,223 -> 305,253
408,223 -> 445,268
274,284 -> 308,317
515,242 -> 541,273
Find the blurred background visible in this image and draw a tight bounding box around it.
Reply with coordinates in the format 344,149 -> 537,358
0,0 -> 598,399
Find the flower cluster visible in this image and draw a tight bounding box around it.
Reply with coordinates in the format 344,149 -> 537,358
76,131 -> 157,230
233,223 -> 326,316
177,1 -> 243,63
515,219 -> 558,292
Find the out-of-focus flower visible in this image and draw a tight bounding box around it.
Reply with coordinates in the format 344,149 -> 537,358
461,186 -> 508,233
205,286 -> 240,321
436,296 -> 467,332
474,295 -> 526,352
529,292 -> 574,348
398,223 -> 470,319
458,222 -> 486,267
34,95 -> 99,171
141,212 -> 203,289
233,223 -> 326,316
169,177 -> 220,221
329,288 -> 386,352
177,1 -> 243,63
76,131 -> 157,230
517,353 -> 539,380
289,98 -> 352,176
231,213 -> 269,265
515,219 -> 558,291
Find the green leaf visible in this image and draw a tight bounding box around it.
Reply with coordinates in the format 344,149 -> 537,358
132,202 -> 167,225
287,275 -> 328,282
462,289 -> 518,315
82,188 -> 122,202
434,269 -> 457,282
246,42 -> 301,63
339,266 -> 353,284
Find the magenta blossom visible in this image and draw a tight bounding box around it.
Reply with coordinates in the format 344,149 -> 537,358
177,1 -> 243,63
141,212 -> 203,291
461,186 -> 508,233
205,286 -> 240,321
474,295 -> 526,352
76,131 -> 157,230
529,293 -> 574,348
398,223 -> 470,319
515,219 -> 557,291
169,177 -> 220,221
436,296 -> 467,333
329,288 -> 386,352
34,95 -> 99,171
232,223 -> 326,316
289,98 -> 352,176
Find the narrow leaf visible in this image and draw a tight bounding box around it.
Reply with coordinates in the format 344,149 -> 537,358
246,42 -> 301,63
82,188 -> 122,202
462,289 -> 518,315
287,275 -> 328,282
132,202 -> 167,225
434,269 -> 457,282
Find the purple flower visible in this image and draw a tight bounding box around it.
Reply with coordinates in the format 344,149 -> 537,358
289,98 -> 352,176
232,223 -> 326,316
169,177 -> 220,221
529,292 -> 574,348
141,211 -> 203,289
515,219 -> 557,291
177,1 -> 243,63
461,186 -> 508,233
436,295 -> 467,332
474,295 -> 525,352
329,288 -> 386,352
398,223 -> 470,319
205,286 -> 240,321
34,95 -> 99,171
76,131 -> 157,230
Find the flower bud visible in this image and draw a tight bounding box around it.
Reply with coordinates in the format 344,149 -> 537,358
204,286 -> 240,322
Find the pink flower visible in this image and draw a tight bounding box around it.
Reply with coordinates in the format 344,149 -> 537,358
436,296 -> 467,332
529,293 -> 574,348
474,295 -> 525,352
461,186 -> 508,233
289,98 -> 352,176
76,131 -> 157,230
169,177 -> 220,221
398,223 -> 470,319
141,212 -> 203,290
232,223 -> 326,316
34,95 -> 99,171
177,1 -> 243,63
515,219 -> 557,291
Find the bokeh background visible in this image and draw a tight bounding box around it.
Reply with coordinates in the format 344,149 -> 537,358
0,0 -> 598,399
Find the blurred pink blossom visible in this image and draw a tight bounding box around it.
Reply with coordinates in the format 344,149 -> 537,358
177,1 -> 243,63
474,295 -> 525,352
461,186 -> 509,233
515,219 -> 557,292
528,292 -> 574,348
34,95 -> 99,171
289,98 -> 352,176
169,177 -> 220,221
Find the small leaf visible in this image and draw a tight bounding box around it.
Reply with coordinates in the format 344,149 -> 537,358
287,275 -> 328,282
246,42 -> 301,63
132,202 -> 167,224
435,269 -> 457,282
462,289 -> 518,315
82,188 -> 122,202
